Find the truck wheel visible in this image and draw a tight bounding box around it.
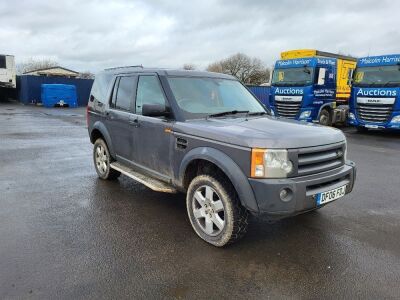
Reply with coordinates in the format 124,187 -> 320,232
186,174 -> 249,247
356,126 -> 368,133
319,109 -> 332,126
93,138 -> 120,180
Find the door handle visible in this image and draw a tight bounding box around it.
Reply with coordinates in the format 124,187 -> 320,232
129,117 -> 139,126
105,111 -> 115,120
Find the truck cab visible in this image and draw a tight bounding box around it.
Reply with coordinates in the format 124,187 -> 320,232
270,50 -> 356,126
348,54 -> 400,131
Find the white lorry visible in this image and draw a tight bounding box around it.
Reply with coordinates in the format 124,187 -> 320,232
0,54 -> 16,89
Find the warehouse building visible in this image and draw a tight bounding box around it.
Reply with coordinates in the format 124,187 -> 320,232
23,66 -> 80,78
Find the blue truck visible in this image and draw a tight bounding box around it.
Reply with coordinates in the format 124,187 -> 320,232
270,49 -> 357,126
348,54 -> 400,131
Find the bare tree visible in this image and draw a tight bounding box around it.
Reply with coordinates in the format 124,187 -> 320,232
207,53 -> 270,85
16,58 -> 60,75
183,63 -> 196,70
79,71 -> 95,79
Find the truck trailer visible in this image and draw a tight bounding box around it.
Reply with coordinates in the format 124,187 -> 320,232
269,49 -> 356,126
348,54 -> 400,131
0,54 -> 16,89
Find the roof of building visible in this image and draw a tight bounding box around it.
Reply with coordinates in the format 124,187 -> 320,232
23,66 -> 79,75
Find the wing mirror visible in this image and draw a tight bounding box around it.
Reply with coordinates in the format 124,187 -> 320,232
142,104 -> 170,117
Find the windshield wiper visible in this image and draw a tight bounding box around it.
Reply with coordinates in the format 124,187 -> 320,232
247,111 -> 267,116
383,80 -> 400,87
207,110 -> 249,118
272,80 -> 309,86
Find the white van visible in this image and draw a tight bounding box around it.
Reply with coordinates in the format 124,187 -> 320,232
0,54 -> 16,89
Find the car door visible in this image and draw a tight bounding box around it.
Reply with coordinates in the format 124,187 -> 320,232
132,74 -> 174,179
106,75 -> 138,163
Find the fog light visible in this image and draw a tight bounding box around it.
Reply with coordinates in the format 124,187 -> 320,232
390,115 -> 400,124
299,110 -> 311,119
279,188 -> 293,202
348,112 -> 355,120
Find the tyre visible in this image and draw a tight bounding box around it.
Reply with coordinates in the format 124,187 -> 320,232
356,126 -> 368,133
93,138 -> 120,180
186,174 -> 249,247
319,109 -> 332,126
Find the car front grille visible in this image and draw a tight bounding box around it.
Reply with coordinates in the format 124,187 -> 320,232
357,103 -> 393,123
275,99 -> 301,119
296,142 -> 346,176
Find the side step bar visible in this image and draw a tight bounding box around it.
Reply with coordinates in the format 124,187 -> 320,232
110,162 -> 177,193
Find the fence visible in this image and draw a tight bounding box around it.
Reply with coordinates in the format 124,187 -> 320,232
247,85 -> 270,106
17,75 -> 94,106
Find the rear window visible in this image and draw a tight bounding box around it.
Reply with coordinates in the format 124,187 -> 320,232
90,72 -> 113,103
0,56 -> 6,69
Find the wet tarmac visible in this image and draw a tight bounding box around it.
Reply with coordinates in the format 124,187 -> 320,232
1,102 -> 399,299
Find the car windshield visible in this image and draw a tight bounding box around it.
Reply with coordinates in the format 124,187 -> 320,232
353,65 -> 400,87
167,77 -> 266,119
271,67 -> 314,86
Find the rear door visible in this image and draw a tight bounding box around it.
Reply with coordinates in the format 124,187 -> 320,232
131,74 -> 174,179
106,75 -> 138,162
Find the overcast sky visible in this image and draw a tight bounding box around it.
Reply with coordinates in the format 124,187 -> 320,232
1,0 -> 399,72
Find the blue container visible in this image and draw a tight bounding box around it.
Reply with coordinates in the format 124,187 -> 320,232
41,84 -> 78,108
247,85 -> 270,107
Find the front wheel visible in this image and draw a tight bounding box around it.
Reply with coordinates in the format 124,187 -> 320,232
319,109 -> 332,126
93,138 -> 120,180
186,174 -> 249,247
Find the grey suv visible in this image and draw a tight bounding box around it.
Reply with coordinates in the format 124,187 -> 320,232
87,67 -> 356,247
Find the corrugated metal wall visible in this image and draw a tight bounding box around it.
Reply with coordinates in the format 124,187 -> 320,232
247,85 -> 270,106
17,75 -> 93,106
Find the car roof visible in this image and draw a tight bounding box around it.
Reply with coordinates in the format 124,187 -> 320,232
100,67 -> 236,80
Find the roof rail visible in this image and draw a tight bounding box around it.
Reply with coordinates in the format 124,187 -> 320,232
104,65 -> 143,71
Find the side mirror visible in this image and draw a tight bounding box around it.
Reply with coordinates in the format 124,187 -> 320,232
142,104 -> 170,117
317,68 -> 326,85
347,69 -> 354,86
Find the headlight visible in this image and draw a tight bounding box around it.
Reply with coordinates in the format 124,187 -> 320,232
251,149 -> 293,178
299,110 -> 311,119
348,112 -> 355,120
270,109 -> 275,116
390,115 -> 400,123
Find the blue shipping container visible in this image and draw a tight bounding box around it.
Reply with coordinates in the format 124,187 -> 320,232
41,84 -> 78,108
247,85 -> 270,107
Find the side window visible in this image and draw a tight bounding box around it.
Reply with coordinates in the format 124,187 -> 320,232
0,55 -> 6,69
136,75 -> 166,115
90,72 -> 113,103
109,77 -> 119,108
115,76 -> 135,111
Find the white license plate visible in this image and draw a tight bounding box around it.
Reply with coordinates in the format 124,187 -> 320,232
365,124 -> 379,129
316,185 -> 347,206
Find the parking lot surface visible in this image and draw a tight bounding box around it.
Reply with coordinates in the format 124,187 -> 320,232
1,102 -> 399,299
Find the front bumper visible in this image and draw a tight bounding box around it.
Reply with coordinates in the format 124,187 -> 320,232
348,110 -> 400,130
249,161 -> 356,218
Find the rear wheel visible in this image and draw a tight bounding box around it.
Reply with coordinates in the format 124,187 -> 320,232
186,174 -> 249,247
93,138 -> 120,180
319,109 -> 332,126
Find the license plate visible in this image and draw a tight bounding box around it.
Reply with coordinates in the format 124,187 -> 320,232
316,185 -> 347,206
365,124 -> 379,129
